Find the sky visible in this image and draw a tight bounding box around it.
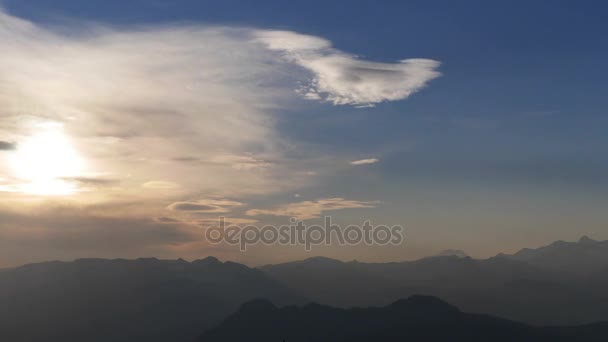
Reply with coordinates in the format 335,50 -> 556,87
0,0 -> 607,267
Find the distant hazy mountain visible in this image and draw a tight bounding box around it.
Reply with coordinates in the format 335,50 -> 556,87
260,238 -> 608,325
435,249 -> 469,258
0,257 -> 303,342
198,295 -> 608,342
502,236 -> 608,275
1,236 -> 606,340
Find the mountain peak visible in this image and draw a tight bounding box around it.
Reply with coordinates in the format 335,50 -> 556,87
193,256 -> 221,265
295,256 -> 344,266
579,235 -> 597,244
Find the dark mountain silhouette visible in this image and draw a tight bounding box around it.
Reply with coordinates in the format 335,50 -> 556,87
198,295 -> 608,342
260,237 -> 608,325
0,257 -> 303,342
1,237 -> 606,340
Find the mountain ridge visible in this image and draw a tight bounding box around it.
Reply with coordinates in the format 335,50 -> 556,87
259,236 -> 608,325
198,295 -> 608,342
0,257 -> 304,342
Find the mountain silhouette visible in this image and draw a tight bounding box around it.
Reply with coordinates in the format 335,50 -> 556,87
503,236 -> 608,275
198,295 -> 608,341
1,237 -> 606,341
0,257 -> 304,342
260,237 -> 608,325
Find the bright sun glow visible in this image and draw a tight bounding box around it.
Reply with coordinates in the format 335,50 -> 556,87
9,123 -> 85,195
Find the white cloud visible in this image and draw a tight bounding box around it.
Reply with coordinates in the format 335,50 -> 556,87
0,9 -> 307,201
254,30 -> 441,106
0,9 -> 402,266
0,9 -> 434,205
246,197 -> 378,220
350,158 -> 380,165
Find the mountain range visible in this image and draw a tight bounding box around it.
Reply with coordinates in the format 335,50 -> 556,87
0,236 -> 606,341
260,236 -> 608,325
199,295 -> 608,342
0,257 -> 302,342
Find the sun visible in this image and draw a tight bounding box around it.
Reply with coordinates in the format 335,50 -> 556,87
9,123 -> 85,195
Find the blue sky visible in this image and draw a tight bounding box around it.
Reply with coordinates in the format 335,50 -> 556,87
0,0 -> 606,265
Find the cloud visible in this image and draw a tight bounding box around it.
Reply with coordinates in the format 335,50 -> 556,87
155,216 -> 182,223
198,217 -> 259,226
142,181 -> 180,189
172,154 -> 275,170
350,158 -> 379,165
168,199 -> 245,213
0,141 -> 16,151
0,9 -> 395,265
0,9 -> 306,200
61,176 -> 120,186
0,8 -> 424,203
246,197 -> 378,220
216,155 -> 274,170
254,30 -> 441,106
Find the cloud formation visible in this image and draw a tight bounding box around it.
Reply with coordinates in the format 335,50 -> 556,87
142,181 -> 180,189
350,158 -> 380,165
254,30 -> 441,106
0,9 -> 314,201
168,199 -> 245,213
0,8 -> 440,204
246,197 -> 378,220
198,217 -> 259,227
0,9 -> 406,265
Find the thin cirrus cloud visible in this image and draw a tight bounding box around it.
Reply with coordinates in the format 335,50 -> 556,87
254,30 -> 442,107
142,181 -> 180,189
246,197 -> 378,220
198,217 -> 260,227
350,158 -> 380,165
168,199 -> 245,213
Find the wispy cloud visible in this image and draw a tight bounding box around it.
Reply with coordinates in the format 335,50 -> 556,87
254,30 -> 441,106
168,199 -> 245,213
198,217 -> 259,226
0,9 -> 397,265
350,158 -> 380,165
142,181 -> 180,189
0,9 -> 310,200
246,197 -> 378,220
0,9 -> 427,203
